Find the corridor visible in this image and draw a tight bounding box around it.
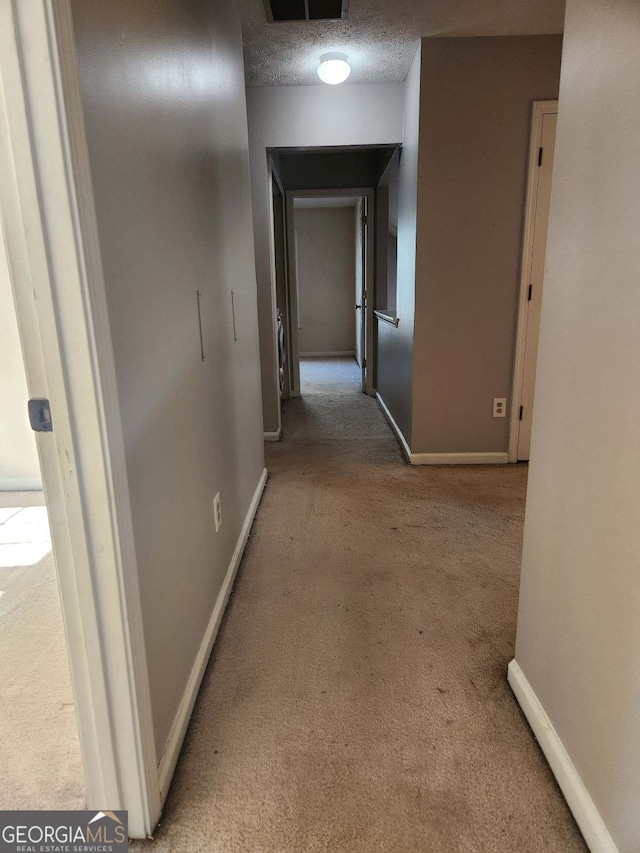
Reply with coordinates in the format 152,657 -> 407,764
135,358 -> 584,851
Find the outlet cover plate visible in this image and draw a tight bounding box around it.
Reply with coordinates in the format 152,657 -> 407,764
493,397 -> 507,418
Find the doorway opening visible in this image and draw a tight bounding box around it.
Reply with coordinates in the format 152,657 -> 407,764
268,145 -> 400,419
290,191 -> 372,400
0,224 -> 84,810
509,101 -> 558,462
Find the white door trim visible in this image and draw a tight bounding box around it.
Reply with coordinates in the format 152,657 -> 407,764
363,191 -> 375,397
509,100 -> 558,463
285,187 -> 376,396
283,192 -> 301,397
0,1 -> 160,836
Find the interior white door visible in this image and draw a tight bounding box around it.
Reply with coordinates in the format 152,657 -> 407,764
518,111 -> 558,460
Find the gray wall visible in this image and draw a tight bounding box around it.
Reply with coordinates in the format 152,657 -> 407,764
246,83 -> 405,434
296,208 -> 356,355
375,45 -> 421,445
514,1 -> 640,849
411,36 -> 562,454
71,0 -> 265,758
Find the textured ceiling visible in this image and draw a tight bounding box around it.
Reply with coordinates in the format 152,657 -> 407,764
237,0 -> 565,86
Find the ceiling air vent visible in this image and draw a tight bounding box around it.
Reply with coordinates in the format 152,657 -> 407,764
265,0 -> 348,23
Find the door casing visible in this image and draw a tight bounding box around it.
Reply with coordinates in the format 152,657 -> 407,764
270,169 -> 289,403
509,101 -> 559,463
265,155 -> 285,438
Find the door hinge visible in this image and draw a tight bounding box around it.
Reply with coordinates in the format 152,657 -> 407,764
362,358 -> 367,369
363,290 -> 367,300
28,398 -> 53,432
519,405 -> 523,421
538,147 -> 543,167
528,284 -> 533,301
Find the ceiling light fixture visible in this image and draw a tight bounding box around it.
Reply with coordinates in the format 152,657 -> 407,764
317,53 -> 351,85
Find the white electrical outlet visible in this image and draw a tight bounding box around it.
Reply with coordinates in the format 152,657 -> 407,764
213,493 -> 222,532
493,397 -> 507,418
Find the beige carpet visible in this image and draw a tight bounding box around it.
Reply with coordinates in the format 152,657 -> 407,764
0,490 -> 85,810
139,357 -> 586,852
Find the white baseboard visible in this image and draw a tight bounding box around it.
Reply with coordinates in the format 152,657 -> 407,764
299,351 -> 355,357
263,430 -> 282,442
157,467 -> 268,800
507,660 -> 619,853
375,392 -> 411,462
372,402 -> 509,467
0,476 -> 43,491
409,451 -> 509,466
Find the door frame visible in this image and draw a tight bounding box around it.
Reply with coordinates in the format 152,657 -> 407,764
354,196 -> 366,389
284,187 -> 375,397
0,0 -> 161,836
265,154 -> 284,439
269,166 -> 290,404
509,100 -> 559,463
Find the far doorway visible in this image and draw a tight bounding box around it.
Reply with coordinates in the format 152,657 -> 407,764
286,190 -> 374,397
510,101 -> 558,462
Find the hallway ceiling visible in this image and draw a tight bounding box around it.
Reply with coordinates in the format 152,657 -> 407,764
236,0 -> 565,86
294,196 -> 359,208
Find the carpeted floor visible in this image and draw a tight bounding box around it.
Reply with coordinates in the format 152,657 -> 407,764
0,490 -> 85,810
139,357 -> 586,852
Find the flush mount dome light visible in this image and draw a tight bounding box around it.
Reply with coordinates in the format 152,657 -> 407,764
317,53 -> 351,85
